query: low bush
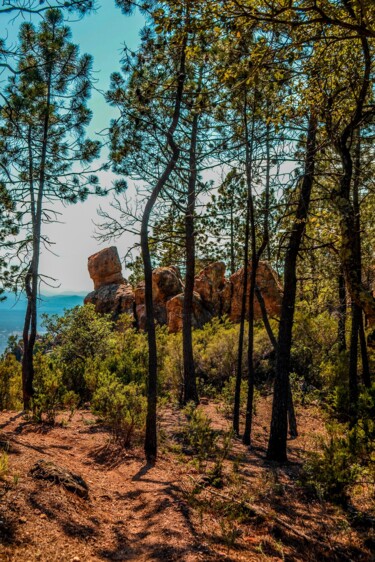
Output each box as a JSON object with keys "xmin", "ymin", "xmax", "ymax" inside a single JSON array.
[
  {"xmin": 32, "ymin": 353, "xmax": 78, "ymax": 424},
  {"xmin": 0, "ymin": 354, "xmax": 22, "ymax": 411},
  {"xmin": 91, "ymin": 373, "xmax": 146, "ymax": 446},
  {"xmin": 183, "ymin": 402, "xmax": 218, "ymax": 470}
]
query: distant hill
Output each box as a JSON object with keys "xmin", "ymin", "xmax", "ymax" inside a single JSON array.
[{"xmin": 0, "ymin": 293, "xmax": 85, "ymax": 355}]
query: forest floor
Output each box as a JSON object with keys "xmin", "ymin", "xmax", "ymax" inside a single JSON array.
[{"xmin": 0, "ymin": 396, "xmax": 373, "ymax": 562}]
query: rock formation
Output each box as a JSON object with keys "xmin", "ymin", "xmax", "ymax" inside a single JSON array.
[
  {"xmin": 84, "ymin": 247, "xmax": 134, "ymax": 318},
  {"xmin": 134, "ymin": 266, "xmax": 183, "ymax": 329},
  {"xmin": 88, "ymin": 246, "xmax": 125, "ymax": 290},
  {"xmin": 84, "ymin": 246, "xmax": 283, "ymax": 331},
  {"xmin": 229, "ymin": 261, "xmax": 282, "ymax": 323},
  {"xmin": 166, "ymin": 292, "xmax": 213, "ymax": 333}
]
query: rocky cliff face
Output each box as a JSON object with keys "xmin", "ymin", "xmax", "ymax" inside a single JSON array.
[{"xmin": 84, "ymin": 247, "xmax": 283, "ymax": 331}]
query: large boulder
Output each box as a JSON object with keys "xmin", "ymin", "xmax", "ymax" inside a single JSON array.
[
  {"xmin": 88, "ymin": 247, "xmax": 125, "ymax": 290},
  {"xmin": 85, "ymin": 247, "xmax": 134, "ymax": 320},
  {"xmin": 229, "ymin": 261, "xmax": 282, "ymax": 323},
  {"xmin": 152, "ymin": 266, "xmax": 184, "ymax": 325},
  {"xmin": 194, "ymin": 262, "xmax": 226, "ymax": 315},
  {"xmin": 166, "ymin": 292, "xmax": 213, "ymax": 333},
  {"xmin": 134, "ymin": 282, "xmax": 146, "ymax": 330},
  {"xmin": 133, "ymin": 267, "xmax": 184, "ymax": 329},
  {"xmin": 84, "ymin": 283, "xmax": 134, "ymax": 318}
]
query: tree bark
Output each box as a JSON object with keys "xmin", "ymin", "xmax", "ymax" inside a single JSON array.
[
  {"xmin": 337, "ymin": 271, "xmax": 347, "ymax": 352},
  {"xmin": 182, "ymin": 110, "xmax": 199, "ymax": 405},
  {"xmin": 142, "ymin": 33, "xmax": 187, "ymax": 464},
  {"xmin": 233, "ymin": 93, "xmax": 254, "ymax": 436},
  {"xmin": 267, "ymin": 113, "xmax": 317, "ymax": 462},
  {"xmin": 22, "ymin": 64, "xmax": 52, "ymax": 410}
]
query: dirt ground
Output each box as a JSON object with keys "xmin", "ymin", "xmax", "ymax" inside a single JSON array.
[{"xmin": 0, "ymin": 397, "xmax": 373, "ymax": 562}]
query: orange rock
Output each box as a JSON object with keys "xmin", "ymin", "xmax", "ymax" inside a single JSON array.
[
  {"xmin": 134, "ymin": 267, "xmax": 184, "ymax": 328},
  {"xmin": 229, "ymin": 261, "xmax": 282, "ymax": 323},
  {"xmin": 194, "ymin": 262, "xmax": 226, "ymax": 315},
  {"xmin": 166, "ymin": 292, "xmax": 212, "ymax": 333},
  {"xmin": 87, "ymin": 247, "xmax": 124, "ymax": 290},
  {"xmin": 84, "ymin": 283, "xmax": 134, "ymax": 319},
  {"xmin": 84, "ymin": 248, "xmax": 283, "ymax": 330}
]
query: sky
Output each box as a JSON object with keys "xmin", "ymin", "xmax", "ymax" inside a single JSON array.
[{"xmin": 1, "ymin": 3, "xmax": 145, "ymax": 293}]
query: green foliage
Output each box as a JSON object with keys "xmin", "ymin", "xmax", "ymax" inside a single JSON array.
[
  {"xmin": 0, "ymin": 452, "xmax": 8, "ymax": 481},
  {"xmin": 91, "ymin": 373, "xmax": 146, "ymax": 447},
  {"xmin": 302, "ymin": 429, "xmax": 360, "ymax": 505},
  {"xmin": 0, "ymin": 354, "xmax": 22, "ymax": 411},
  {"xmin": 183, "ymin": 402, "xmax": 218, "ymax": 470},
  {"xmin": 194, "ymin": 318, "xmax": 239, "ymax": 389},
  {"xmin": 42, "ymin": 304, "xmax": 114, "ymax": 401},
  {"xmin": 32, "ymin": 353, "xmax": 78, "ymax": 424}
]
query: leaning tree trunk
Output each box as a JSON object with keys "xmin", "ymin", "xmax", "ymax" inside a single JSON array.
[
  {"xmin": 142, "ymin": 36, "xmax": 187, "ymax": 464},
  {"xmin": 255, "ymin": 286, "xmax": 298, "ymax": 438},
  {"xmin": 267, "ymin": 113, "xmax": 317, "ymax": 462}
]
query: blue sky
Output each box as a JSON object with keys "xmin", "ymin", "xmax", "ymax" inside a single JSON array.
[{"xmin": 2, "ymin": 3, "xmax": 145, "ymax": 293}]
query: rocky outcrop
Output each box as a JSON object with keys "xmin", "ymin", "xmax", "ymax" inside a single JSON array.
[
  {"xmin": 84, "ymin": 247, "xmax": 283, "ymax": 331},
  {"xmin": 194, "ymin": 262, "xmax": 226, "ymax": 315},
  {"xmin": 84, "ymin": 247, "xmax": 134, "ymax": 319},
  {"xmin": 229, "ymin": 261, "xmax": 283, "ymax": 323},
  {"xmin": 133, "ymin": 266, "xmax": 184, "ymax": 330},
  {"xmin": 166, "ymin": 292, "xmax": 213, "ymax": 333},
  {"xmin": 85, "ymin": 283, "xmax": 135, "ymax": 317}
]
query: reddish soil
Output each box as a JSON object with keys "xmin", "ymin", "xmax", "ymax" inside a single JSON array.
[{"xmin": 0, "ymin": 398, "xmax": 373, "ymax": 562}]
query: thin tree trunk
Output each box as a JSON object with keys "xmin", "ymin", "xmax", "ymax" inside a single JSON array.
[
  {"xmin": 242, "ymin": 97, "xmax": 259, "ymax": 446},
  {"xmin": 243, "ymin": 112, "xmax": 272, "ymax": 445},
  {"xmin": 142, "ymin": 33, "xmax": 187, "ymax": 464},
  {"xmin": 267, "ymin": 113, "xmax": 317, "ymax": 462},
  {"xmin": 352, "ymin": 130, "xmax": 370, "ymax": 389},
  {"xmin": 233, "ymin": 93, "xmax": 254, "ymax": 436},
  {"xmin": 182, "ymin": 110, "xmax": 199, "ymax": 405},
  {"xmin": 255, "ymin": 286, "xmax": 298, "ymax": 438},
  {"xmin": 349, "ymin": 301, "xmax": 360, "ymax": 425},
  {"xmin": 359, "ymin": 313, "xmax": 371, "ymax": 387},
  {"xmin": 338, "ymin": 271, "xmax": 347, "ymax": 352},
  {"xmin": 22, "ymin": 64, "xmax": 52, "ymax": 410}
]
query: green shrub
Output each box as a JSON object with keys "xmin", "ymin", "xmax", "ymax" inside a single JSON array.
[
  {"xmin": 183, "ymin": 402, "xmax": 218, "ymax": 469},
  {"xmin": 301, "ymin": 428, "xmax": 360, "ymax": 505},
  {"xmin": 91, "ymin": 373, "xmax": 146, "ymax": 446},
  {"xmin": 159, "ymin": 332, "xmax": 184, "ymax": 401},
  {"xmin": 0, "ymin": 354, "xmax": 22, "ymax": 410},
  {"xmin": 32, "ymin": 354, "xmax": 68, "ymax": 424},
  {"xmin": 42, "ymin": 304, "xmax": 114, "ymax": 401}
]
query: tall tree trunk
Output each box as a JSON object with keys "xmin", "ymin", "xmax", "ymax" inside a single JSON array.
[
  {"xmin": 338, "ymin": 270, "xmax": 347, "ymax": 352},
  {"xmin": 255, "ymin": 286, "xmax": 298, "ymax": 438},
  {"xmin": 233, "ymin": 93, "xmax": 255, "ymax": 436},
  {"xmin": 349, "ymin": 301, "xmax": 360, "ymax": 425},
  {"xmin": 359, "ymin": 313, "xmax": 371, "ymax": 387},
  {"xmin": 243, "ymin": 114, "xmax": 272, "ymax": 445},
  {"xmin": 267, "ymin": 113, "xmax": 317, "ymax": 462},
  {"xmin": 182, "ymin": 111, "xmax": 199, "ymax": 405},
  {"xmin": 22, "ymin": 66, "xmax": 52, "ymax": 410},
  {"xmin": 142, "ymin": 34, "xmax": 187, "ymax": 464},
  {"xmin": 331, "ymin": 34, "xmax": 375, "ymax": 325},
  {"xmin": 352, "ymin": 130, "xmax": 370, "ymax": 389}
]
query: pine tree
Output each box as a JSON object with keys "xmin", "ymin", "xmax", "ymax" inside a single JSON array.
[{"xmin": 0, "ymin": 9, "xmax": 102, "ymax": 409}]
